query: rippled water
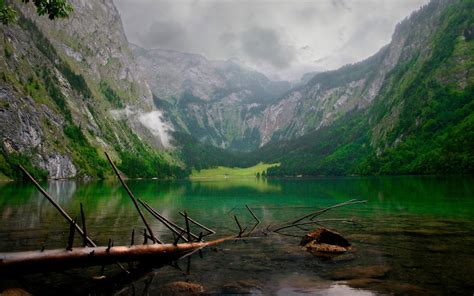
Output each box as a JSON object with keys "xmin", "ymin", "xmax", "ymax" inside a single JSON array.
[{"xmin": 0, "ymin": 176, "xmax": 473, "ymax": 295}]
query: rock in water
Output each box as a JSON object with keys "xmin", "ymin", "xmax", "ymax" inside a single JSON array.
[
  {"xmin": 300, "ymin": 227, "xmax": 350, "ymax": 257},
  {"xmin": 160, "ymin": 281, "xmax": 204, "ymax": 295},
  {"xmin": 300, "ymin": 227, "xmax": 350, "ymax": 247}
]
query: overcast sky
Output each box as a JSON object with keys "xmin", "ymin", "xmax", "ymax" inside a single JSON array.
[{"xmin": 114, "ymin": 0, "xmax": 429, "ymax": 80}]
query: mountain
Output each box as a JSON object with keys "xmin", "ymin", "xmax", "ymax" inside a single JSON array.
[
  {"xmin": 0, "ymin": 0, "xmax": 181, "ymax": 179},
  {"xmin": 132, "ymin": 45, "xmax": 292, "ymax": 151},
  {"xmin": 0, "ymin": 0, "xmax": 471, "ymax": 179},
  {"xmin": 255, "ymin": 0, "xmax": 473, "ymax": 175},
  {"xmin": 166, "ymin": 0, "xmax": 473, "ymax": 176},
  {"xmin": 133, "ymin": 0, "xmax": 459, "ymax": 151}
]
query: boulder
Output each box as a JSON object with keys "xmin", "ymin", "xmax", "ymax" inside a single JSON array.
[
  {"xmin": 160, "ymin": 281, "xmax": 204, "ymax": 295},
  {"xmin": 300, "ymin": 227, "xmax": 350, "ymax": 247},
  {"xmin": 300, "ymin": 227, "xmax": 350, "ymax": 257}
]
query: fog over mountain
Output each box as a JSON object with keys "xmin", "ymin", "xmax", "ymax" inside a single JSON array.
[{"xmin": 114, "ymin": 0, "xmax": 428, "ymax": 80}]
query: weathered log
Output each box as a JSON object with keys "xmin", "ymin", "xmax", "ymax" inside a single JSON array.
[{"xmin": 0, "ymin": 237, "xmax": 233, "ymax": 274}]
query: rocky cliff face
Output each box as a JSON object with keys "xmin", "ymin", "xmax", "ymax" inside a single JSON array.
[
  {"xmin": 132, "ymin": 46, "xmax": 291, "ymax": 150},
  {"xmin": 0, "ymin": 0, "xmax": 175, "ymax": 179},
  {"xmin": 21, "ymin": 1, "xmax": 151, "ymax": 105}
]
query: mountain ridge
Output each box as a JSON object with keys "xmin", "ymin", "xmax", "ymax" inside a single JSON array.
[
  {"xmin": 169, "ymin": 0, "xmax": 473, "ymax": 176},
  {"xmin": 0, "ymin": 0, "xmax": 471, "ymax": 179}
]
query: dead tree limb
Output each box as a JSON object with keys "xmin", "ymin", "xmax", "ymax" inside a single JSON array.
[
  {"xmin": 20, "ymin": 166, "xmax": 129, "ymax": 273},
  {"xmin": 245, "ymin": 205, "xmax": 260, "ymax": 224},
  {"xmin": 309, "ymin": 200, "xmax": 366, "ymax": 221},
  {"xmin": 138, "ymin": 200, "xmax": 199, "ymax": 239},
  {"xmin": 233, "ymin": 215, "xmax": 244, "ymax": 237},
  {"xmin": 272, "ymin": 219, "xmax": 356, "ymax": 233},
  {"xmin": 19, "ymin": 165, "xmax": 96, "ymax": 247},
  {"xmin": 184, "ymin": 211, "xmax": 191, "ymax": 242},
  {"xmin": 138, "ymin": 199, "xmax": 189, "ymax": 242},
  {"xmin": 66, "ymin": 218, "xmax": 76, "ymax": 251},
  {"xmin": 104, "ymin": 152, "xmax": 161, "ymax": 244},
  {"xmin": 289, "ymin": 199, "xmax": 365, "ymax": 225},
  {"xmin": 138, "ymin": 200, "xmax": 198, "ymax": 241},
  {"xmin": 178, "ymin": 211, "xmax": 215, "ymax": 236},
  {"xmin": 80, "ymin": 203, "xmax": 88, "ymax": 247}
]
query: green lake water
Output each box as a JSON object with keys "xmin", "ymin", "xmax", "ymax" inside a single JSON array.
[{"xmin": 0, "ymin": 176, "xmax": 473, "ymax": 295}]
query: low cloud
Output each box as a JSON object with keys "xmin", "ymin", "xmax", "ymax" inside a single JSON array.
[
  {"xmin": 115, "ymin": 0, "xmax": 429, "ymax": 80},
  {"xmin": 240, "ymin": 27, "xmax": 296, "ymax": 69},
  {"xmin": 139, "ymin": 21, "xmax": 188, "ymax": 49}
]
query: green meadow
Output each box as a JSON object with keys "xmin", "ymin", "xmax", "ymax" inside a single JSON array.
[{"xmin": 190, "ymin": 162, "xmax": 279, "ymax": 178}]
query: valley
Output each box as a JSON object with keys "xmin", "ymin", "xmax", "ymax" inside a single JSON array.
[{"xmin": 0, "ymin": 0, "xmax": 472, "ymax": 180}]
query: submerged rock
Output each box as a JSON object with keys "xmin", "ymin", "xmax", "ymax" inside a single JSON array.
[
  {"xmin": 301, "ymin": 227, "xmax": 350, "ymax": 257},
  {"xmin": 300, "ymin": 228, "xmax": 350, "ymax": 247},
  {"xmin": 160, "ymin": 281, "xmax": 204, "ymax": 295},
  {"xmin": 305, "ymin": 242, "xmax": 348, "ymax": 255}
]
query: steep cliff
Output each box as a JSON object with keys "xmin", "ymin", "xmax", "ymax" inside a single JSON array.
[{"xmin": 0, "ymin": 0, "xmax": 179, "ymax": 179}]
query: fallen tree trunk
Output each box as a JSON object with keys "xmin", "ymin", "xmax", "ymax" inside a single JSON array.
[{"xmin": 0, "ymin": 236, "xmax": 232, "ymax": 274}]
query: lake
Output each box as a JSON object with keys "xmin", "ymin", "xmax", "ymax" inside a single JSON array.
[{"xmin": 0, "ymin": 176, "xmax": 473, "ymax": 295}]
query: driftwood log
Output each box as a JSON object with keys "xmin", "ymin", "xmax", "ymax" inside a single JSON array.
[{"xmin": 0, "ymin": 236, "xmax": 232, "ymax": 274}]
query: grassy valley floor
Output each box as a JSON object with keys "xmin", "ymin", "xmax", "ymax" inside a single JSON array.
[{"xmin": 190, "ymin": 162, "xmax": 279, "ymax": 179}]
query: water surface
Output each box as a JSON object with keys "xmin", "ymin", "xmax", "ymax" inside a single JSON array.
[{"xmin": 0, "ymin": 176, "xmax": 473, "ymax": 295}]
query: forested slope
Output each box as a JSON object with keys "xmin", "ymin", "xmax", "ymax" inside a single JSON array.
[{"xmin": 259, "ymin": 0, "xmax": 474, "ymax": 176}]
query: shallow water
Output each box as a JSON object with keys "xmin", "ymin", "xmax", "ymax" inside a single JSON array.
[{"xmin": 0, "ymin": 176, "xmax": 473, "ymax": 295}]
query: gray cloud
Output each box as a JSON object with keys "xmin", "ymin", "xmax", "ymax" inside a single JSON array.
[
  {"xmin": 331, "ymin": 0, "xmax": 351, "ymax": 11},
  {"xmin": 114, "ymin": 0, "xmax": 429, "ymax": 80},
  {"xmin": 240, "ymin": 27, "xmax": 296, "ymax": 69},
  {"xmin": 139, "ymin": 21, "xmax": 188, "ymax": 49}
]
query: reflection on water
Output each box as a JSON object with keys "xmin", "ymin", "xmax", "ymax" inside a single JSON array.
[
  {"xmin": 191, "ymin": 178, "xmax": 282, "ymax": 193},
  {"xmin": 0, "ymin": 176, "xmax": 473, "ymax": 295}
]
